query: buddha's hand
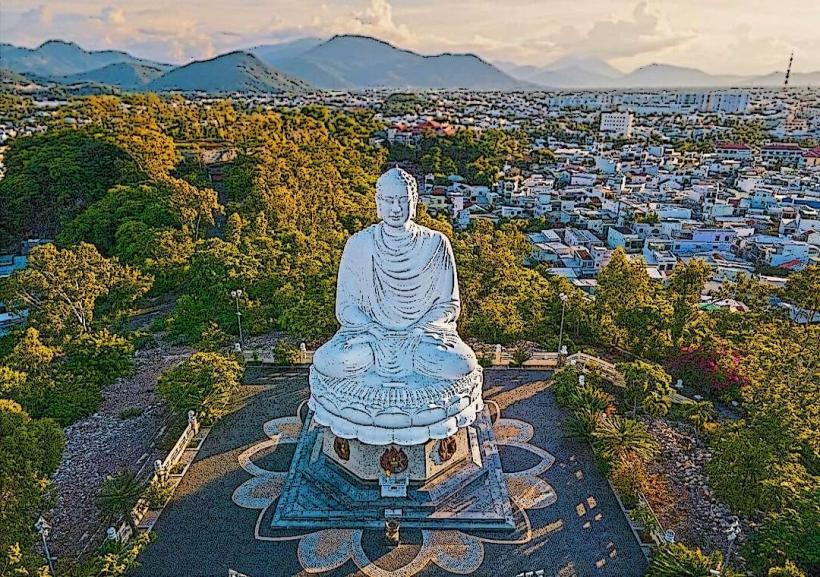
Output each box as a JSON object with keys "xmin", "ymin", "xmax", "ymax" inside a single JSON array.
[
  {"xmin": 344, "ymin": 323, "xmax": 387, "ymax": 347},
  {"xmin": 419, "ymin": 326, "xmax": 460, "ymax": 348}
]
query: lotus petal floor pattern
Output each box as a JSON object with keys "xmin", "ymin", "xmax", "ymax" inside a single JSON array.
[{"xmin": 133, "ymin": 369, "xmax": 647, "ymax": 577}]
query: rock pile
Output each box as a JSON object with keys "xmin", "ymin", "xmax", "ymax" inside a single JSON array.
[
  {"xmin": 645, "ymin": 419, "xmax": 747, "ymax": 553},
  {"xmin": 48, "ymin": 341, "xmax": 192, "ymax": 559}
]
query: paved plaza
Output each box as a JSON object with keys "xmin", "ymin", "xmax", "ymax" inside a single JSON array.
[{"xmin": 134, "ymin": 369, "xmax": 647, "ymax": 577}]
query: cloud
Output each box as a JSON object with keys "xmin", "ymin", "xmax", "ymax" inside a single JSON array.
[
  {"xmin": 100, "ymin": 6, "xmax": 125, "ymax": 26},
  {"xmin": 328, "ymin": 0, "xmax": 416, "ymax": 45},
  {"xmin": 0, "ymin": 0, "xmax": 817, "ymax": 72},
  {"xmin": 548, "ymin": 1, "xmax": 691, "ymax": 60}
]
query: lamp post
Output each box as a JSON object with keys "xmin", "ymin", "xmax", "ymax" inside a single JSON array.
[
  {"xmin": 558, "ymin": 292, "xmax": 568, "ymax": 356},
  {"xmin": 721, "ymin": 518, "xmax": 741, "ymax": 576},
  {"xmin": 35, "ymin": 516, "xmax": 55, "ymax": 577},
  {"xmin": 230, "ymin": 289, "xmax": 244, "ymax": 351}
]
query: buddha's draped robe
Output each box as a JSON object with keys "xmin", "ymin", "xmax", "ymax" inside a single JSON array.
[{"xmin": 313, "ymin": 222, "xmax": 477, "ymax": 380}]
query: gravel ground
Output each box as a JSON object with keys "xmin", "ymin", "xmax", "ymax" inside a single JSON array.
[
  {"xmin": 134, "ymin": 368, "xmax": 646, "ymax": 577},
  {"xmin": 48, "ymin": 339, "xmax": 192, "ymax": 559},
  {"xmin": 644, "ymin": 418, "xmax": 748, "ymax": 553}
]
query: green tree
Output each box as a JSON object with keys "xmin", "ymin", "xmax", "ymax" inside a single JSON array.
[
  {"xmin": 96, "ymin": 472, "xmax": 144, "ymax": 534},
  {"xmin": 157, "ymin": 352, "xmax": 242, "ymax": 423},
  {"xmin": 667, "ymin": 259, "xmax": 711, "ymax": 347},
  {"xmin": 0, "ymin": 129, "xmax": 140, "ymax": 246},
  {"xmin": 705, "ymin": 418, "xmax": 809, "ymax": 516},
  {"xmin": 780, "ymin": 265, "xmax": 820, "ymax": 326},
  {"xmin": 743, "ymin": 486, "xmax": 819, "ymax": 575},
  {"xmin": 0, "ymin": 400, "xmax": 64, "ymax": 557},
  {"xmin": 618, "ymin": 360, "xmax": 674, "ymax": 417},
  {"xmin": 1, "ymin": 243, "xmax": 151, "ymax": 338},
  {"xmin": 58, "ymin": 184, "xmax": 176, "ymax": 255},
  {"xmin": 596, "ymin": 248, "xmax": 670, "ymax": 357},
  {"xmin": 163, "ymin": 176, "xmax": 221, "ymax": 241},
  {"xmin": 452, "ymin": 220, "xmax": 557, "ymax": 344}
]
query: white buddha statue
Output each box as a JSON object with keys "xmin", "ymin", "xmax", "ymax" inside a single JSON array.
[{"xmin": 312, "ymin": 167, "xmax": 478, "ymax": 381}]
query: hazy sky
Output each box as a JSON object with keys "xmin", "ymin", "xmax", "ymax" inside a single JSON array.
[{"xmin": 2, "ymin": 0, "xmax": 819, "ymax": 74}]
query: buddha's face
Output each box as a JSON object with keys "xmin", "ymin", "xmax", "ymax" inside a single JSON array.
[{"xmin": 377, "ymin": 187, "xmax": 414, "ymax": 228}]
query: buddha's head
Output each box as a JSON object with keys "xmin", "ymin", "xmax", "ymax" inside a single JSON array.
[{"xmin": 376, "ymin": 167, "xmax": 418, "ymax": 228}]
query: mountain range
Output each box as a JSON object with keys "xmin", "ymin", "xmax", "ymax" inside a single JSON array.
[
  {"xmin": 496, "ymin": 57, "xmax": 820, "ymax": 89},
  {"xmin": 255, "ymin": 35, "xmax": 527, "ymax": 90},
  {"xmin": 2, "ymin": 37, "xmax": 819, "ymax": 93}
]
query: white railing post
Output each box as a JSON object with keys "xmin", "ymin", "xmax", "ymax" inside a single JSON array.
[
  {"xmin": 154, "ymin": 459, "xmax": 167, "ymax": 483},
  {"xmin": 188, "ymin": 410, "xmax": 199, "ymax": 435}
]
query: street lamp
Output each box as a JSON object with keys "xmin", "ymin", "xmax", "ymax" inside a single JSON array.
[
  {"xmin": 230, "ymin": 289, "xmax": 244, "ymax": 351},
  {"xmin": 558, "ymin": 292, "xmax": 568, "ymax": 356},
  {"xmin": 35, "ymin": 516, "xmax": 56, "ymax": 577},
  {"xmin": 721, "ymin": 518, "xmax": 741, "ymax": 576}
]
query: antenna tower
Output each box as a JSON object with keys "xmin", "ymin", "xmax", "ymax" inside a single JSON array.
[{"xmin": 784, "ymin": 51, "xmax": 794, "ymax": 89}]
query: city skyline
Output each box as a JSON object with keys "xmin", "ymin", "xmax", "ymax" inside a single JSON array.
[{"xmin": 2, "ymin": 0, "xmax": 819, "ymax": 75}]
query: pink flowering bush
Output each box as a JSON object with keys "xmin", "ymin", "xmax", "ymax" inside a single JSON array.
[{"xmin": 667, "ymin": 345, "xmax": 749, "ymax": 397}]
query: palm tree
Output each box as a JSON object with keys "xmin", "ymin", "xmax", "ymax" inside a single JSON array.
[
  {"xmin": 646, "ymin": 543, "xmax": 723, "ymax": 577},
  {"xmin": 570, "ymin": 383, "xmax": 612, "ymax": 414},
  {"xmin": 592, "ymin": 416, "xmax": 656, "ymax": 465},
  {"xmin": 565, "ymin": 408, "xmax": 604, "ymax": 441},
  {"xmin": 97, "ymin": 471, "xmax": 144, "ymax": 534}
]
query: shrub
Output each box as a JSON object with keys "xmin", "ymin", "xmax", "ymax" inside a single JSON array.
[
  {"xmin": 73, "ymin": 531, "xmax": 154, "ymax": 577},
  {"xmin": 669, "ymin": 400, "xmax": 715, "ymax": 432},
  {"xmin": 646, "ymin": 543, "xmax": 722, "ymax": 577},
  {"xmin": 143, "ymin": 479, "xmax": 174, "ymax": 510},
  {"xmin": 274, "ymin": 341, "xmax": 300, "ymax": 366},
  {"xmin": 565, "ymin": 407, "xmax": 603, "ymax": 441},
  {"xmin": 609, "ymin": 454, "xmax": 647, "ymax": 508},
  {"xmin": 510, "ymin": 348, "xmax": 531, "ymax": 367},
  {"xmin": 592, "ymin": 416, "xmax": 656, "ymax": 467},
  {"xmin": 198, "ymin": 322, "xmax": 229, "ymax": 352},
  {"xmin": 569, "ymin": 382, "xmax": 612, "ymax": 413},
  {"xmin": 629, "ymin": 500, "xmax": 660, "ymax": 535},
  {"xmin": 96, "ymin": 472, "xmax": 143, "ymax": 534},
  {"xmin": 477, "ymin": 354, "xmax": 493, "ymax": 368},
  {"xmin": 768, "ymin": 561, "xmax": 807, "ymax": 577},
  {"xmin": 667, "ymin": 345, "xmax": 748, "ymax": 397},
  {"xmin": 551, "ymin": 365, "xmax": 582, "ymax": 407}
]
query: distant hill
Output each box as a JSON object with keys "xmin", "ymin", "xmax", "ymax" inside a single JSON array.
[
  {"xmin": 499, "ymin": 56, "xmax": 623, "ymax": 88},
  {"xmin": 145, "ymin": 51, "xmax": 310, "ymax": 93},
  {"xmin": 251, "ymin": 37, "xmax": 324, "ymax": 67},
  {"xmin": 744, "ymin": 70, "xmax": 820, "ymax": 87},
  {"xmin": 0, "ymin": 67, "xmax": 34, "ymax": 85},
  {"xmin": 275, "ymin": 35, "xmax": 528, "ymax": 90},
  {"xmin": 60, "ymin": 62, "xmax": 166, "ymax": 89},
  {"xmin": 0, "ymin": 39, "xmax": 171, "ymax": 77},
  {"xmin": 498, "ymin": 56, "xmax": 820, "ymax": 88},
  {"xmin": 616, "ymin": 63, "xmax": 744, "ymax": 88}
]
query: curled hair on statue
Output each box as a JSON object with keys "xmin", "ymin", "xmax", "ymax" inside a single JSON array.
[{"xmin": 375, "ymin": 167, "xmax": 418, "ymax": 220}]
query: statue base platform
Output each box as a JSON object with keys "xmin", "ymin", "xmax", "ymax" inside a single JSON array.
[
  {"xmin": 271, "ymin": 408, "xmax": 514, "ymax": 531},
  {"xmin": 308, "ymin": 366, "xmax": 484, "ymax": 446}
]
